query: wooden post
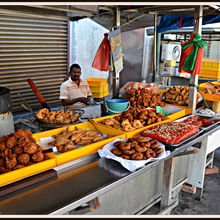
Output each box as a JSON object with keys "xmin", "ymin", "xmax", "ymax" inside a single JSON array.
[{"xmin": 188, "ymin": 6, "xmax": 203, "ymax": 114}]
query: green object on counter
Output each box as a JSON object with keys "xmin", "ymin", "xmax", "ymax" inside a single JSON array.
[{"xmin": 156, "ymin": 106, "xmax": 170, "ymax": 116}]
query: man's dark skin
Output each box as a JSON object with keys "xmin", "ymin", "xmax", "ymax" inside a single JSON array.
[{"xmin": 61, "ymin": 67, "xmax": 92, "ymax": 106}]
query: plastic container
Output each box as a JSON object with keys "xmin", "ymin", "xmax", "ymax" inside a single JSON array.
[
  {"xmin": 92, "ymin": 90, "xmax": 109, "ymax": 98},
  {"xmin": 0, "ymin": 87, "xmax": 15, "ymax": 136},
  {"xmin": 200, "ymin": 58, "xmax": 220, "ymax": 79},
  {"xmin": 106, "ymin": 99, "xmax": 130, "ymax": 115},
  {"xmin": 0, "ymin": 154, "xmax": 56, "ymax": 186},
  {"xmin": 33, "ymin": 122, "xmax": 126, "ymax": 166},
  {"xmin": 85, "ymin": 78, "xmax": 108, "ymax": 87},
  {"xmin": 89, "ymin": 84, "xmax": 108, "ymax": 93}
]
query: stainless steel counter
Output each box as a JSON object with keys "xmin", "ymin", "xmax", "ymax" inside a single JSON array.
[{"xmin": 0, "ymin": 124, "xmax": 219, "ymax": 215}]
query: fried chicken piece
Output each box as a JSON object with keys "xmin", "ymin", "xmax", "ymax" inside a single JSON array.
[
  {"xmin": 0, "ymin": 141, "xmax": 6, "ymax": 151},
  {"xmin": 18, "ymin": 153, "xmax": 30, "ymax": 165},
  {"xmin": 1, "ymin": 148, "xmax": 13, "ymax": 158},
  {"xmin": 0, "ymin": 136, "xmax": 7, "ymax": 142},
  {"xmin": 6, "ymin": 135, "xmax": 17, "ymax": 148},
  {"xmin": 56, "ymin": 135, "xmax": 70, "ymax": 146},
  {"xmin": 32, "ymin": 151, "xmax": 44, "ymax": 162},
  {"xmin": 13, "ymin": 146, "xmax": 23, "ymax": 155},
  {"xmin": 23, "ymin": 143, "xmax": 39, "ymax": 154},
  {"xmin": 83, "ymin": 130, "xmax": 99, "ymax": 136},
  {"xmin": 5, "ymin": 154, "xmax": 17, "ymax": 170}
]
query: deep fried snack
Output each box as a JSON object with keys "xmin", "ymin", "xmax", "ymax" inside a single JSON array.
[
  {"xmin": 155, "ymin": 148, "xmax": 163, "ymax": 155},
  {"xmin": 14, "ymin": 164, "xmax": 25, "ymax": 170},
  {"xmin": 118, "ymin": 142, "xmax": 131, "ymax": 150},
  {"xmin": 122, "ymin": 149, "xmax": 135, "ymax": 155},
  {"xmin": 145, "ymin": 150, "xmax": 156, "ymax": 159},
  {"xmin": 111, "ymin": 148, "xmax": 123, "ymax": 156},
  {"xmin": 150, "ymin": 140, "xmax": 160, "ymax": 149},
  {"xmin": 139, "ymin": 141, "xmax": 151, "ymax": 148},
  {"xmin": 131, "ymin": 152, "xmax": 144, "ymax": 160},
  {"xmin": 113, "ymin": 141, "xmax": 127, "ymax": 147},
  {"xmin": 134, "ymin": 145, "xmax": 148, "ymax": 153},
  {"xmin": 32, "ymin": 151, "xmax": 44, "ymax": 162},
  {"xmin": 18, "ymin": 153, "xmax": 30, "ymax": 165},
  {"xmin": 13, "ymin": 146, "xmax": 23, "ymax": 155},
  {"xmin": 0, "ymin": 141, "xmax": 6, "ymax": 151},
  {"xmin": 6, "ymin": 135, "xmax": 17, "ymax": 148},
  {"xmin": 121, "ymin": 154, "xmax": 130, "ymax": 160},
  {"xmin": 137, "ymin": 136, "xmax": 150, "ymax": 143},
  {"xmin": 23, "ymin": 143, "xmax": 39, "ymax": 154},
  {"xmin": 130, "ymin": 141, "xmax": 139, "ymax": 148},
  {"xmin": 5, "ymin": 155, "xmax": 17, "ymax": 170}
]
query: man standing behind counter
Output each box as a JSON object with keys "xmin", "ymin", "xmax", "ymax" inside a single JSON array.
[{"xmin": 60, "ymin": 63, "xmax": 93, "ymax": 109}]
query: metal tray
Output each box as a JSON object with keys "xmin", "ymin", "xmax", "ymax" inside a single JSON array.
[
  {"xmin": 36, "ymin": 109, "xmax": 84, "ymax": 125},
  {"xmin": 175, "ymin": 115, "xmax": 220, "ymax": 132}
]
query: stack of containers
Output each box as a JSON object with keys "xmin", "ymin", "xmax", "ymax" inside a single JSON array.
[
  {"xmin": 199, "ymin": 81, "xmax": 220, "ymax": 112},
  {"xmin": 200, "ymin": 58, "xmax": 220, "ymax": 79},
  {"xmin": 85, "ymin": 78, "xmax": 109, "ymax": 98}
]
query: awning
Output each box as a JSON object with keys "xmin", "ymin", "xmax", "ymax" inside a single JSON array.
[{"xmin": 157, "ymin": 14, "xmax": 220, "ymax": 33}]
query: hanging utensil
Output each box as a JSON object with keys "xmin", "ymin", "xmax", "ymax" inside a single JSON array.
[
  {"xmin": 88, "ymin": 118, "xmax": 104, "ymax": 136},
  {"xmin": 27, "ymin": 79, "xmax": 50, "ymax": 110}
]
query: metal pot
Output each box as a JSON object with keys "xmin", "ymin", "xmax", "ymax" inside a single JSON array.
[{"xmin": 0, "ymin": 87, "xmax": 15, "ymax": 136}]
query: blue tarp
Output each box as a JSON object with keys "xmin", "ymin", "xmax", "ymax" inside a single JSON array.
[{"xmin": 157, "ymin": 14, "xmax": 220, "ymax": 33}]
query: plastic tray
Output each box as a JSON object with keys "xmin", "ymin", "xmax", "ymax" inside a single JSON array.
[
  {"xmin": 33, "ymin": 121, "xmax": 126, "ymax": 166},
  {"xmin": 93, "ymin": 104, "xmax": 187, "ymax": 137},
  {"xmin": 0, "ymin": 153, "xmax": 56, "ymax": 187}
]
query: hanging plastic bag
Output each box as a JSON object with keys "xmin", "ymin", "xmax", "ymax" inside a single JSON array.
[{"xmin": 92, "ymin": 33, "xmax": 110, "ymax": 72}]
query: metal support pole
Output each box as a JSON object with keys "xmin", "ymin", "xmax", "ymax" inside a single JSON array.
[
  {"xmin": 112, "ymin": 6, "xmax": 120, "ymax": 98},
  {"xmin": 153, "ymin": 12, "xmax": 157, "ymax": 83},
  {"xmin": 188, "ymin": 6, "xmax": 203, "ymax": 114},
  {"xmin": 160, "ymin": 157, "xmax": 176, "ymax": 213}
]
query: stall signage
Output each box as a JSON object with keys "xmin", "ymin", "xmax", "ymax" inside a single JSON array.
[{"xmin": 109, "ymin": 28, "xmax": 123, "ymax": 75}]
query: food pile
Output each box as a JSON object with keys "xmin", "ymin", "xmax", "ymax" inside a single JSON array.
[
  {"xmin": 48, "ymin": 126, "xmax": 114, "ymax": 153},
  {"xmin": 141, "ymin": 121, "xmax": 200, "ymax": 145},
  {"xmin": 98, "ymin": 108, "xmax": 169, "ymax": 132},
  {"xmin": 128, "ymin": 87, "xmax": 166, "ymax": 110},
  {"xmin": 0, "ymin": 129, "xmax": 48, "ymax": 174},
  {"xmin": 200, "ymin": 87, "xmax": 220, "ymax": 95},
  {"xmin": 163, "ymin": 86, "xmax": 201, "ymax": 105},
  {"xmin": 36, "ymin": 108, "xmax": 80, "ymax": 124},
  {"xmin": 183, "ymin": 115, "xmax": 215, "ymax": 127},
  {"xmin": 111, "ymin": 136, "xmax": 163, "ymax": 160}
]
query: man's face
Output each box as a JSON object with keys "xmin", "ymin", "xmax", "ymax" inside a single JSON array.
[{"xmin": 70, "ymin": 67, "xmax": 81, "ymax": 81}]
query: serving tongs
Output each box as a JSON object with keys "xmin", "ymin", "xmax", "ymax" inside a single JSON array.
[{"xmin": 88, "ymin": 118, "xmax": 105, "ymax": 137}]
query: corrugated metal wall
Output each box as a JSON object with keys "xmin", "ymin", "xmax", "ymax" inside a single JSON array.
[{"xmin": 0, "ymin": 13, "xmax": 68, "ymax": 112}]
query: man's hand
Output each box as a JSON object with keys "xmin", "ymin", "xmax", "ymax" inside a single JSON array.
[{"xmin": 78, "ymin": 97, "xmax": 88, "ymax": 104}]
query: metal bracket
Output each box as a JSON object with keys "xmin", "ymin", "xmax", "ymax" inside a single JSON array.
[{"xmin": 174, "ymin": 149, "xmax": 198, "ymax": 158}]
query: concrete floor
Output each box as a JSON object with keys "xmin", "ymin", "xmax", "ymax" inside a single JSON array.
[{"xmin": 171, "ymin": 147, "xmax": 220, "ymax": 215}]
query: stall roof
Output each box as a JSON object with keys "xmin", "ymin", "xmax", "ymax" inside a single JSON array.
[{"xmin": 0, "ymin": 5, "xmax": 219, "ymax": 32}]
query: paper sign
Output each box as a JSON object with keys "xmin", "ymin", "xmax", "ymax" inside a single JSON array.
[{"xmin": 109, "ymin": 28, "xmax": 123, "ymax": 75}]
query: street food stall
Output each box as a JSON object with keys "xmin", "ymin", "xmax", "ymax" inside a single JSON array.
[{"xmin": 0, "ymin": 4, "xmax": 220, "ymax": 215}]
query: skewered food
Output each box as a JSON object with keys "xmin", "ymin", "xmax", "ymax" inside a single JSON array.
[
  {"xmin": 111, "ymin": 136, "xmax": 163, "ymax": 160},
  {"xmin": 0, "ymin": 129, "xmax": 49, "ymax": 174},
  {"xmin": 48, "ymin": 126, "xmax": 114, "ymax": 153},
  {"xmin": 141, "ymin": 121, "xmax": 200, "ymax": 145},
  {"xmin": 36, "ymin": 108, "xmax": 80, "ymax": 125},
  {"xmin": 98, "ymin": 108, "xmax": 169, "ymax": 132},
  {"xmin": 127, "ymin": 87, "xmax": 166, "ymax": 110}
]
